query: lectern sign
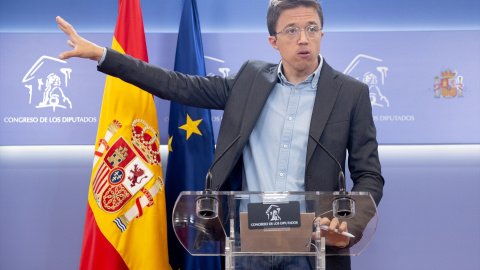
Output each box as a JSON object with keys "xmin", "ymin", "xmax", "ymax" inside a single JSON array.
[{"xmin": 247, "ymin": 201, "xmax": 301, "ymax": 229}]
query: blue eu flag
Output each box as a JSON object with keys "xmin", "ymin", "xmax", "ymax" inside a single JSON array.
[{"xmin": 165, "ymin": 0, "xmax": 221, "ymax": 269}]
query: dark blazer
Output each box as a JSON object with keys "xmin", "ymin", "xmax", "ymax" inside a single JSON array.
[
  {"xmin": 99, "ymin": 48, "xmax": 384, "ymax": 270},
  {"xmin": 99, "ymin": 47, "xmax": 384, "ymax": 205}
]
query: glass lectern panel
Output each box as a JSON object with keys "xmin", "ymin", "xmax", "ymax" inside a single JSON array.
[{"xmin": 172, "ymin": 191, "xmax": 377, "ymax": 258}]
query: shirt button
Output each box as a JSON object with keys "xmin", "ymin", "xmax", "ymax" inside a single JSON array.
[
  {"xmin": 288, "ymin": 117, "xmax": 293, "ymax": 121},
  {"xmin": 279, "ymin": 173, "xmax": 284, "ymax": 177},
  {"xmin": 283, "ymin": 144, "xmax": 288, "ymax": 148},
  {"xmin": 294, "ymin": 90, "xmax": 298, "ymax": 94}
]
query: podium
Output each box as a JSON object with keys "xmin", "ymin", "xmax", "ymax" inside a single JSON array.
[{"xmin": 172, "ymin": 191, "xmax": 377, "ymax": 269}]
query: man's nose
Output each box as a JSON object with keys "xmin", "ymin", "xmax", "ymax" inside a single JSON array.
[{"xmin": 298, "ymin": 29, "xmax": 309, "ymax": 44}]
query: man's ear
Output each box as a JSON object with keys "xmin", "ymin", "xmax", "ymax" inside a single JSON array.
[{"xmin": 268, "ymin": 36, "xmax": 279, "ymax": 50}]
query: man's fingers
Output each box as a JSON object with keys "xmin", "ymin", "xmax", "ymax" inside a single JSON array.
[
  {"xmin": 318, "ymin": 217, "xmax": 330, "ymax": 226},
  {"xmin": 329, "ymin": 218, "xmax": 340, "ymax": 232},
  {"xmin": 60, "ymin": 40, "xmax": 78, "ymax": 60},
  {"xmin": 59, "ymin": 50, "xmax": 75, "ymax": 60},
  {"xmin": 338, "ymin": 221, "xmax": 348, "ymax": 234},
  {"xmin": 313, "ymin": 217, "xmax": 349, "ymax": 247},
  {"xmin": 56, "ymin": 16, "xmax": 69, "ymax": 33},
  {"xmin": 56, "ymin": 16, "xmax": 104, "ymax": 62},
  {"xmin": 67, "ymin": 40, "xmax": 75, "ymax": 48},
  {"xmin": 56, "ymin": 16, "xmax": 70, "ymax": 31},
  {"xmin": 57, "ymin": 16, "xmax": 78, "ymax": 39}
]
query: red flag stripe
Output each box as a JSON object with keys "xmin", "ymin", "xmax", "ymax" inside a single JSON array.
[
  {"xmin": 114, "ymin": 0, "xmax": 148, "ymax": 62},
  {"xmin": 79, "ymin": 204, "xmax": 129, "ymax": 270}
]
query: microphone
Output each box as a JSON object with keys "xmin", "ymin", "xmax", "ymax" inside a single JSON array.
[
  {"xmin": 196, "ymin": 135, "xmax": 241, "ymax": 219},
  {"xmin": 205, "ymin": 135, "xmax": 241, "ymax": 191},
  {"xmin": 309, "ymin": 134, "xmax": 355, "ymax": 219}
]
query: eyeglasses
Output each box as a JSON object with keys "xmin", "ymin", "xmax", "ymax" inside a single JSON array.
[{"xmin": 275, "ymin": 25, "xmax": 322, "ymax": 41}]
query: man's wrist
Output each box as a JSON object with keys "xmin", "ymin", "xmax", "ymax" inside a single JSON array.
[{"xmin": 97, "ymin": 47, "xmax": 107, "ymax": 64}]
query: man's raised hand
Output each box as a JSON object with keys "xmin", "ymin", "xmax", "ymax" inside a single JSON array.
[{"xmin": 56, "ymin": 16, "xmax": 104, "ymax": 62}]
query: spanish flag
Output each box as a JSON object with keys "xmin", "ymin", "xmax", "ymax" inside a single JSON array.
[{"xmin": 79, "ymin": 0, "xmax": 170, "ymax": 269}]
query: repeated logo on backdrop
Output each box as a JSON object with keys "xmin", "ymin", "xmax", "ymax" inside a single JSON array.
[
  {"xmin": 342, "ymin": 54, "xmax": 417, "ymax": 123},
  {"xmin": 344, "ymin": 54, "xmax": 390, "ymax": 108},
  {"xmin": 2, "ymin": 54, "xmax": 97, "ymax": 129},
  {"xmin": 205, "ymin": 55, "xmax": 231, "ymax": 77},
  {"xmin": 22, "ymin": 56, "xmax": 73, "ymax": 112}
]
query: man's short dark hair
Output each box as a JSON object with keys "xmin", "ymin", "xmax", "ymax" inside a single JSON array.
[{"xmin": 267, "ymin": 0, "xmax": 324, "ymax": 36}]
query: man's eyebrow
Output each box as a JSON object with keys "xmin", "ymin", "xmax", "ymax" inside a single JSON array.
[
  {"xmin": 280, "ymin": 23, "xmax": 296, "ymax": 29},
  {"xmin": 281, "ymin": 22, "xmax": 320, "ymax": 29}
]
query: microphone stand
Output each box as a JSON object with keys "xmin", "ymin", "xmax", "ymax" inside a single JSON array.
[
  {"xmin": 309, "ymin": 135, "xmax": 355, "ymax": 219},
  {"xmin": 196, "ymin": 136, "xmax": 241, "ymax": 219}
]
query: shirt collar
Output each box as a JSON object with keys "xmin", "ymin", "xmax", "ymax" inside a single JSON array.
[{"xmin": 277, "ymin": 54, "xmax": 324, "ymax": 88}]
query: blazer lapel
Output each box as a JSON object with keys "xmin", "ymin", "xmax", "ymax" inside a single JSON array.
[
  {"xmin": 237, "ymin": 65, "xmax": 278, "ymax": 147},
  {"xmin": 306, "ymin": 61, "xmax": 342, "ymax": 165},
  {"xmin": 210, "ymin": 63, "xmax": 277, "ymax": 190}
]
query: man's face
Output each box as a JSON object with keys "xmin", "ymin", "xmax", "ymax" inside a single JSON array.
[{"xmin": 268, "ymin": 6, "xmax": 324, "ymax": 82}]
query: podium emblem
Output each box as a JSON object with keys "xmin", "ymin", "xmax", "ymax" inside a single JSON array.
[
  {"xmin": 248, "ymin": 202, "xmax": 301, "ymax": 229},
  {"xmin": 266, "ymin": 205, "xmax": 282, "ymax": 221}
]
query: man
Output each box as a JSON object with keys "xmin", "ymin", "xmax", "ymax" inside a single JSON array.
[{"xmin": 57, "ymin": 0, "xmax": 384, "ymax": 269}]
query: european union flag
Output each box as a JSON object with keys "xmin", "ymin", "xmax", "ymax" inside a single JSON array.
[{"xmin": 164, "ymin": 0, "xmax": 221, "ymax": 269}]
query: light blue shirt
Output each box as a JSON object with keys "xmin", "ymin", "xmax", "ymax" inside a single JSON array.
[{"xmin": 242, "ymin": 55, "xmax": 324, "ymax": 194}]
